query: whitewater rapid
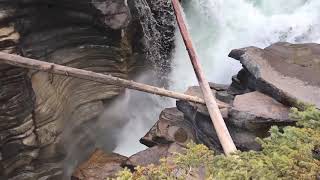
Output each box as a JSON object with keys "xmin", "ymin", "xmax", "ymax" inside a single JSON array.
[
  {"xmin": 170, "ymin": 0, "xmax": 320, "ymax": 91},
  {"xmin": 114, "ymin": 0, "xmax": 320, "ymax": 156}
]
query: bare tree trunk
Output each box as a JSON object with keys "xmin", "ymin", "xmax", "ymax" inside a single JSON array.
[
  {"xmin": 172, "ymin": 0, "xmax": 237, "ymax": 155},
  {"xmin": 0, "ymin": 52, "xmax": 229, "ymax": 108}
]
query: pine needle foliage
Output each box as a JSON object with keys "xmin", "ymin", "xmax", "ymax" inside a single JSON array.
[{"xmin": 114, "ymin": 106, "xmax": 320, "ymax": 179}]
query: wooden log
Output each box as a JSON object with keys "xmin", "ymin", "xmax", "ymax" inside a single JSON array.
[
  {"xmin": 0, "ymin": 52, "xmax": 228, "ymax": 108},
  {"xmin": 172, "ymin": 0, "xmax": 237, "ymax": 154}
]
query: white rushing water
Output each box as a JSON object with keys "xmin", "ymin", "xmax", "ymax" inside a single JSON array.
[
  {"xmin": 113, "ymin": 72, "xmax": 173, "ymax": 156},
  {"xmin": 170, "ymin": 0, "xmax": 320, "ymax": 91},
  {"xmin": 114, "ymin": 0, "xmax": 320, "ymax": 156}
]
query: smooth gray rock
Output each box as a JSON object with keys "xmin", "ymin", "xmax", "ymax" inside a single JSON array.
[
  {"xmin": 230, "ymin": 91, "xmax": 295, "ymax": 133},
  {"xmin": 229, "ymin": 42, "xmax": 320, "ymax": 109}
]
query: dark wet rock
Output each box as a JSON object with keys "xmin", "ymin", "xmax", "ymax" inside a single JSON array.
[
  {"xmin": 140, "ymin": 108, "xmax": 196, "ymax": 147},
  {"xmin": 229, "ymin": 42, "xmax": 320, "ymax": 109},
  {"xmin": 0, "ymin": 64, "xmax": 37, "ymax": 177},
  {"xmin": 123, "ymin": 143, "xmax": 184, "ymax": 169},
  {"xmin": 71, "ymin": 149, "xmax": 127, "ymax": 180},
  {"xmin": 216, "ymin": 91, "xmax": 234, "ymax": 104},
  {"xmin": 208, "ymin": 82, "xmax": 229, "ymax": 91},
  {"xmin": 229, "ymin": 91, "xmax": 295, "ymax": 133},
  {"xmin": 227, "ymin": 69, "xmax": 254, "ymax": 96},
  {"xmin": 130, "ymin": 0, "xmax": 175, "ymax": 75}
]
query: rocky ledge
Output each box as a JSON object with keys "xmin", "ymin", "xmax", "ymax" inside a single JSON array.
[{"xmin": 72, "ymin": 42, "xmax": 320, "ymax": 179}]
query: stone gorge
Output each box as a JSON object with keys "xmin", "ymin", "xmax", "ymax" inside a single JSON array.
[
  {"xmin": 0, "ymin": 0, "xmax": 175, "ymax": 179},
  {"xmin": 0, "ymin": 0, "xmax": 320, "ymax": 179}
]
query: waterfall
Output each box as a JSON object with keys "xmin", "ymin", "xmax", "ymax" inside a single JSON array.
[
  {"xmin": 170, "ymin": 0, "xmax": 320, "ymax": 91},
  {"xmin": 114, "ymin": 0, "xmax": 320, "ymax": 156}
]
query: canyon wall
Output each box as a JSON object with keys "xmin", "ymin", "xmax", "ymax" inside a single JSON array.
[{"xmin": 0, "ymin": 1, "xmax": 175, "ymax": 179}]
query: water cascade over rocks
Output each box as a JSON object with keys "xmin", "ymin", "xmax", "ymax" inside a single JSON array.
[
  {"xmin": 1, "ymin": 0, "xmax": 320, "ymax": 179},
  {"xmin": 72, "ymin": 0, "xmax": 320, "ymax": 178}
]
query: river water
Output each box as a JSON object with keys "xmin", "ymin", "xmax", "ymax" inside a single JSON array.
[{"xmin": 114, "ymin": 0, "xmax": 320, "ymax": 156}]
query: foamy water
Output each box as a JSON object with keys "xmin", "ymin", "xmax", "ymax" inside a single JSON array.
[{"xmin": 170, "ymin": 0, "xmax": 320, "ymax": 91}]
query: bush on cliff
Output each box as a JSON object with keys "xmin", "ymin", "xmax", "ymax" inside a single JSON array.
[{"xmin": 115, "ymin": 106, "xmax": 320, "ymax": 179}]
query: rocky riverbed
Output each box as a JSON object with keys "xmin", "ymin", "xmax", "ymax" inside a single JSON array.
[{"xmin": 71, "ymin": 42, "xmax": 320, "ymax": 179}]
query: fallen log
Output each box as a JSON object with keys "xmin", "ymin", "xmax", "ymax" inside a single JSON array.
[
  {"xmin": 172, "ymin": 0, "xmax": 237, "ymax": 154},
  {"xmin": 0, "ymin": 52, "xmax": 229, "ymax": 108}
]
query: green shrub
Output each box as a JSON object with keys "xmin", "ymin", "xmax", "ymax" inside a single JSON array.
[{"xmin": 114, "ymin": 106, "xmax": 320, "ymax": 179}]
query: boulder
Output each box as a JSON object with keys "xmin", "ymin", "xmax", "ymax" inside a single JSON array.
[
  {"xmin": 140, "ymin": 108, "xmax": 196, "ymax": 147},
  {"xmin": 174, "ymin": 90, "xmax": 294, "ymax": 152},
  {"xmin": 229, "ymin": 42, "xmax": 320, "ymax": 109},
  {"xmin": 123, "ymin": 143, "xmax": 185, "ymax": 169},
  {"xmin": 181, "ymin": 86, "xmax": 230, "ymax": 117},
  {"xmin": 72, "ymin": 149, "xmax": 127, "ymax": 180},
  {"xmin": 177, "ymin": 100, "xmax": 261, "ymax": 153},
  {"xmin": 229, "ymin": 91, "xmax": 295, "ymax": 134},
  {"xmin": 138, "ymin": 85, "xmax": 260, "ymax": 152}
]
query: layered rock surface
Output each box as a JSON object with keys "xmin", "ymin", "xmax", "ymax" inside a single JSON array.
[
  {"xmin": 0, "ymin": 0, "xmax": 175, "ymax": 179},
  {"xmin": 229, "ymin": 42, "xmax": 320, "ymax": 109},
  {"xmin": 0, "ymin": 65, "xmax": 37, "ymax": 177}
]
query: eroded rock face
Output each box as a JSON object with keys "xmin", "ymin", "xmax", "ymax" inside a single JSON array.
[
  {"xmin": 0, "ymin": 9, "xmax": 37, "ymax": 178},
  {"xmin": 71, "ymin": 149, "xmax": 127, "ymax": 180},
  {"xmin": 0, "ymin": 65, "xmax": 37, "ymax": 177},
  {"xmin": 229, "ymin": 42, "xmax": 320, "ymax": 109},
  {"xmin": 0, "ymin": 1, "xmax": 132, "ymax": 178},
  {"xmin": 0, "ymin": 0, "xmax": 176, "ymax": 179}
]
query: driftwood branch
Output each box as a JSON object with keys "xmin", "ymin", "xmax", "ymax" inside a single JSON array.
[
  {"xmin": 172, "ymin": 0, "xmax": 237, "ymax": 154},
  {"xmin": 0, "ymin": 52, "xmax": 229, "ymax": 108}
]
